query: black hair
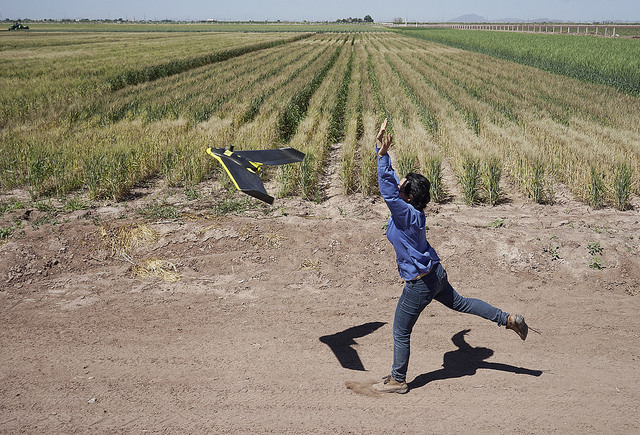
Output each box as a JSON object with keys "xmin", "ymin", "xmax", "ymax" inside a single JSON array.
[{"xmin": 404, "ymin": 172, "xmax": 431, "ymax": 210}]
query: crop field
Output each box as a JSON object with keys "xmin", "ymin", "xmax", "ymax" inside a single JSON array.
[
  {"xmin": 397, "ymin": 27, "xmax": 640, "ymax": 95},
  {"xmin": 2, "ymin": 26, "xmax": 640, "ymax": 433},
  {"xmin": 1, "ymin": 28, "xmax": 639, "ymax": 210}
]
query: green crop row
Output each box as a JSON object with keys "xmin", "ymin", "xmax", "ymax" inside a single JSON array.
[
  {"xmin": 328, "ymin": 47, "xmax": 354, "ymax": 143},
  {"xmin": 106, "ymin": 33, "xmax": 313, "ymax": 91},
  {"xmin": 277, "ymin": 42, "xmax": 344, "ymax": 143},
  {"xmin": 236, "ymin": 47, "xmax": 330, "ymax": 127},
  {"xmin": 397, "ymin": 28, "xmax": 640, "ymax": 96},
  {"xmin": 385, "ymin": 58, "xmax": 438, "ymax": 137}
]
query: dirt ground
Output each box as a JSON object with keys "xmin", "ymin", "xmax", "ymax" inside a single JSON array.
[{"xmin": 1, "ymin": 162, "xmax": 640, "ymax": 433}]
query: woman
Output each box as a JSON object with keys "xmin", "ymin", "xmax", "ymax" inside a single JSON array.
[{"xmin": 373, "ymin": 118, "xmax": 528, "ymax": 394}]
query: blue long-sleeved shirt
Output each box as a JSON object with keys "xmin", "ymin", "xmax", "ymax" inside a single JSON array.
[{"xmin": 376, "ymin": 145, "xmax": 440, "ymax": 280}]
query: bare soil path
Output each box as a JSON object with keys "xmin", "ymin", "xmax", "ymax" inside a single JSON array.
[{"xmin": 1, "ymin": 180, "xmax": 639, "ymax": 433}]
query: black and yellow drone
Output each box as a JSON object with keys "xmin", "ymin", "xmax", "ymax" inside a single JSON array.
[{"xmin": 207, "ymin": 145, "xmax": 305, "ymax": 204}]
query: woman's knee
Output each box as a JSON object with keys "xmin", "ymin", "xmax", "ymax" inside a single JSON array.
[
  {"xmin": 393, "ymin": 326, "xmax": 411, "ymax": 343},
  {"xmin": 451, "ymin": 288, "xmax": 478, "ymax": 311}
]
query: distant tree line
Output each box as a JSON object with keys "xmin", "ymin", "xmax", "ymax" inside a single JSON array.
[
  {"xmin": 3, "ymin": 17, "xmax": 378, "ymax": 24},
  {"xmin": 336, "ymin": 15, "xmax": 374, "ymax": 23}
]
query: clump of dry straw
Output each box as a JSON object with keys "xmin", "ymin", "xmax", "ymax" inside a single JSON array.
[{"xmin": 99, "ymin": 223, "xmax": 181, "ymax": 282}]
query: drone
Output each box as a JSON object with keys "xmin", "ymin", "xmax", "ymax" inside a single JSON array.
[{"xmin": 206, "ymin": 145, "xmax": 305, "ymax": 204}]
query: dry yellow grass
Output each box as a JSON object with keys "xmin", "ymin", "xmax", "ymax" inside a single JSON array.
[
  {"xmin": 131, "ymin": 258, "xmax": 181, "ymax": 283},
  {"xmin": 99, "ymin": 223, "xmax": 160, "ymax": 258}
]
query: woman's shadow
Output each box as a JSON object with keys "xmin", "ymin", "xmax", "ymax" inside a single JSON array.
[{"xmin": 408, "ymin": 329, "xmax": 542, "ymax": 390}]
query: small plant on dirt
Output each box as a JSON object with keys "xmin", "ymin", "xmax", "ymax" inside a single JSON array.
[
  {"xmin": 587, "ymin": 242, "xmax": 605, "ymax": 269},
  {"xmin": 487, "ymin": 219, "xmax": 504, "ymax": 229},
  {"xmin": 138, "ymin": 200, "xmax": 180, "ymax": 221},
  {"xmin": 0, "ymin": 225, "xmax": 13, "ymax": 240},
  {"xmin": 184, "ymin": 188, "xmax": 200, "ymax": 201},
  {"xmin": 589, "ymin": 256, "xmax": 605, "ymax": 270},
  {"xmin": 213, "ymin": 196, "xmax": 257, "ymax": 215},
  {"xmin": 587, "ymin": 242, "xmax": 603, "ymax": 256},
  {"xmin": 34, "ymin": 200, "xmax": 57, "ymax": 213},
  {"xmin": 29, "ymin": 200, "xmax": 60, "ymax": 228},
  {"xmin": 64, "ymin": 196, "xmax": 90, "ymax": 211},
  {"xmin": 543, "ymin": 244, "xmax": 561, "ymax": 261},
  {"xmin": 300, "ymin": 258, "xmax": 322, "ymax": 270},
  {"xmin": 0, "ymin": 220, "xmax": 24, "ymax": 245},
  {"xmin": 0, "ymin": 200, "xmax": 27, "ymax": 215}
]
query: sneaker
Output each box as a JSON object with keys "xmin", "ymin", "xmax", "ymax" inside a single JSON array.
[
  {"xmin": 373, "ymin": 375, "xmax": 409, "ymax": 394},
  {"xmin": 506, "ymin": 314, "xmax": 528, "ymax": 341}
]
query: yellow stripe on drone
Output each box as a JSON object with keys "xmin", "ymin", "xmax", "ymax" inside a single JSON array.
[
  {"xmin": 249, "ymin": 161, "xmax": 263, "ymax": 172},
  {"xmin": 207, "ymin": 147, "xmax": 263, "ymax": 191},
  {"xmin": 207, "ymin": 148, "xmax": 238, "ymax": 190}
]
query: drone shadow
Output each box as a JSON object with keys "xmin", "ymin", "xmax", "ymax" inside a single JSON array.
[
  {"xmin": 408, "ymin": 329, "xmax": 543, "ymax": 390},
  {"xmin": 320, "ymin": 321, "xmax": 387, "ymax": 371}
]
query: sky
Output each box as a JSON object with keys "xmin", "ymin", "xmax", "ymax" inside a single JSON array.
[{"xmin": 2, "ymin": 0, "xmax": 639, "ymax": 23}]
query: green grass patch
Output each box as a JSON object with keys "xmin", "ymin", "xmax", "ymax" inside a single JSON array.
[
  {"xmin": 397, "ymin": 28, "xmax": 640, "ymax": 96},
  {"xmin": 278, "ymin": 44, "xmax": 343, "ymax": 142},
  {"xmin": 138, "ymin": 200, "xmax": 180, "ymax": 220}
]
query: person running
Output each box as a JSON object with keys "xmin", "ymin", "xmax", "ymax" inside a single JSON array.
[{"xmin": 372, "ymin": 118, "xmax": 529, "ymax": 394}]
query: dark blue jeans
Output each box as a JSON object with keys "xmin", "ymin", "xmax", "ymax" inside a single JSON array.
[{"xmin": 391, "ymin": 263, "xmax": 509, "ymax": 382}]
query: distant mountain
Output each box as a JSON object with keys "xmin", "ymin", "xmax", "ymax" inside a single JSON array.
[
  {"xmin": 449, "ymin": 14, "xmax": 487, "ymax": 23},
  {"xmin": 497, "ymin": 18, "xmax": 563, "ymax": 23},
  {"xmin": 494, "ymin": 18, "xmax": 524, "ymax": 23},
  {"xmin": 449, "ymin": 15, "xmax": 573, "ymax": 24}
]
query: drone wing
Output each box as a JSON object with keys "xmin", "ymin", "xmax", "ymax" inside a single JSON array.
[
  {"xmin": 233, "ymin": 148, "xmax": 305, "ymax": 166},
  {"xmin": 207, "ymin": 148, "xmax": 274, "ymax": 204}
]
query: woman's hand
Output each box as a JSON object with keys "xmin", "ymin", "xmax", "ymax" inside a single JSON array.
[
  {"xmin": 376, "ymin": 118, "xmax": 388, "ymax": 142},
  {"xmin": 376, "ymin": 118, "xmax": 392, "ymax": 156}
]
